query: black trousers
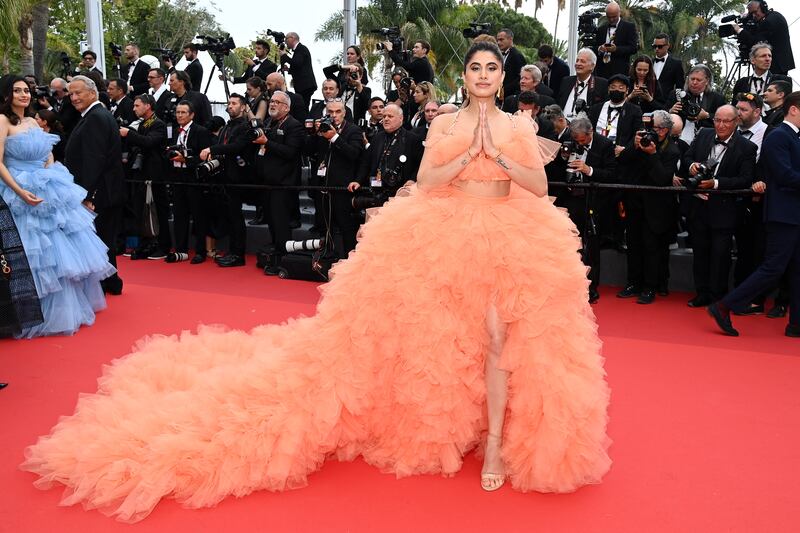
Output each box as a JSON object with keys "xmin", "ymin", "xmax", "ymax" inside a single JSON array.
[
  {"xmin": 723, "ymin": 222, "xmax": 800, "ymax": 326},
  {"xmin": 95, "ymin": 205, "xmax": 123, "ymax": 283},
  {"xmin": 688, "ymin": 205, "xmax": 734, "ymax": 301},
  {"xmin": 224, "ymin": 188, "xmax": 247, "ymax": 257},
  {"xmin": 625, "ymin": 207, "xmax": 670, "ymax": 291},
  {"xmin": 298, "ymin": 88, "xmax": 315, "ymax": 110},
  {"xmin": 558, "ymin": 193, "xmax": 600, "ymax": 291},
  {"xmin": 171, "ymin": 173, "xmax": 208, "ymax": 255},
  {"xmin": 132, "ymin": 181, "xmax": 171, "ymax": 252},
  {"xmin": 263, "ymin": 188, "xmax": 292, "ymax": 253},
  {"xmin": 324, "ymin": 191, "xmax": 358, "ymax": 259}
]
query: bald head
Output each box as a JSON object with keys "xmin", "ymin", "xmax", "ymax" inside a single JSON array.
[
  {"xmin": 606, "ymin": 2, "xmax": 621, "ymax": 24},
  {"xmin": 266, "ymin": 72, "xmax": 286, "ymax": 93},
  {"xmin": 437, "ymin": 103, "xmax": 458, "ymax": 115},
  {"xmin": 713, "ymin": 105, "xmax": 738, "ymax": 138},
  {"xmin": 382, "ymin": 103, "xmax": 404, "ymax": 133},
  {"xmin": 669, "ymin": 113, "xmax": 684, "ymax": 137}
]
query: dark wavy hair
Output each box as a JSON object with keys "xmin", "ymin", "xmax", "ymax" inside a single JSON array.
[
  {"xmin": 628, "ymin": 55, "xmax": 657, "ymax": 96},
  {"xmin": 463, "ymin": 41, "xmax": 503, "ymax": 71},
  {"xmin": 35, "ymin": 108, "xmax": 64, "ymax": 134},
  {"xmin": 347, "ymin": 45, "xmax": 366, "ymax": 67},
  {"xmin": 0, "ymin": 75, "xmax": 31, "ymax": 126}
]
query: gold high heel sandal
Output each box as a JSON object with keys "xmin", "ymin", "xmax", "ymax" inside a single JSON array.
[{"xmin": 481, "ymin": 433, "xmax": 506, "ymax": 492}]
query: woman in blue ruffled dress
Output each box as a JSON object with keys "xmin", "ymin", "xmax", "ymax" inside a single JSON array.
[{"xmin": 0, "ymin": 75, "xmax": 115, "ymax": 338}]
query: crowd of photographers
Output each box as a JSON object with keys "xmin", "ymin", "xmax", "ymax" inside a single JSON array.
[{"xmin": 16, "ymin": 0, "xmax": 798, "ymax": 324}]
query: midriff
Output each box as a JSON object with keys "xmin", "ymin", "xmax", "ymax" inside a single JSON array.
[{"xmin": 451, "ymin": 179, "xmax": 511, "ymax": 198}]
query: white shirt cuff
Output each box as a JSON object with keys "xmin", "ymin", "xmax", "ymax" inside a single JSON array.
[
  {"xmin": 330, "ymin": 133, "xmax": 340, "ymax": 144},
  {"xmin": 713, "ymin": 179, "xmax": 719, "ymax": 190}
]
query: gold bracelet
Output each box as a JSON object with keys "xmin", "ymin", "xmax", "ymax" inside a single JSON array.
[{"xmin": 486, "ymin": 149, "xmax": 502, "ymax": 160}]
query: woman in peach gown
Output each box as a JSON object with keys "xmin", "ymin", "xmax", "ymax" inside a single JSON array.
[{"xmin": 22, "ymin": 42, "xmax": 611, "ymax": 522}]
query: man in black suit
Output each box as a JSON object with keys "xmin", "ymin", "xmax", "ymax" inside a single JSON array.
[
  {"xmin": 266, "ymin": 72, "xmax": 308, "ymax": 123},
  {"xmin": 122, "ymin": 44, "xmax": 150, "ymax": 96},
  {"xmin": 593, "ymin": 1, "xmax": 639, "ymax": 79},
  {"xmin": 497, "ymin": 29, "xmax": 526, "ymax": 98},
  {"xmin": 71, "ymin": 50, "xmax": 103, "ymax": 78},
  {"xmin": 733, "ymin": 1, "xmax": 795, "ymax": 76},
  {"xmin": 339, "ymin": 64, "xmax": 372, "ymax": 122},
  {"xmin": 538, "ymin": 45, "xmax": 570, "ymax": 94},
  {"xmin": 167, "ymin": 101, "xmax": 213, "ymax": 264},
  {"xmin": 107, "ymin": 79, "xmax": 136, "ymax": 125},
  {"xmin": 667, "ymin": 64, "xmax": 725, "ymax": 144},
  {"xmin": 167, "ymin": 70, "xmax": 212, "ymax": 128},
  {"xmin": 64, "ymin": 76, "xmax": 126, "ymax": 295},
  {"xmin": 146, "ymin": 68, "xmax": 174, "ymax": 122},
  {"xmin": 709, "ymin": 91, "xmax": 800, "ymax": 337},
  {"xmin": 731, "ymin": 43, "xmax": 790, "ymax": 102},
  {"xmin": 119, "ymin": 94, "xmax": 170, "ymax": 260},
  {"xmin": 251, "ymin": 91, "xmax": 305, "ymax": 274},
  {"xmin": 763, "ymin": 79, "xmax": 791, "ymax": 127},
  {"xmin": 588, "ymin": 74, "xmax": 643, "ymax": 148},
  {"xmin": 163, "ymin": 43, "xmax": 204, "ymax": 95},
  {"xmin": 616, "ymin": 110, "xmax": 681, "ymax": 304},
  {"xmin": 232, "ymin": 39, "xmax": 278, "ymax": 84},
  {"xmin": 557, "ymin": 48, "xmax": 609, "ymax": 120},
  {"xmin": 547, "ymin": 115, "xmax": 618, "ymax": 303},
  {"xmin": 387, "ymin": 39, "xmax": 434, "ymax": 85},
  {"xmin": 306, "ymin": 99, "xmax": 364, "ymax": 259},
  {"xmin": 502, "ymin": 65, "xmax": 556, "ymax": 114},
  {"xmin": 357, "ymin": 103, "xmax": 422, "ymax": 193},
  {"xmin": 682, "ymin": 105, "xmax": 757, "ymax": 307},
  {"xmin": 309, "ymin": 79, "xmax": 354, "ymax": 121},
  {"xmin": 199, "ymin": 94, "xmax": 256, "ymax": 267},
  {"xmin": 36, "ymin": 77, "xmax": 80, "ymax": 135},
  {"xmin": 513, "ymin": 91, "xmax": 556, "ymax": 140},
  {"xmin": 651, "ymin": 33, "xmax": 684, "ymax": 98},
  {"xmin": 280, "ymin": 32, "xmax": 318, "ymax": 109}
]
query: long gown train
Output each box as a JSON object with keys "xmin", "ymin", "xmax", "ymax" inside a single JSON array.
[{"xmin": 22, "ymin": 115, "xmax": 611, "ymax": 522}]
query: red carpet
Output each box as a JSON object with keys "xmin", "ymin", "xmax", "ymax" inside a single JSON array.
[{"xmin": 2, "ymin": 257, "xmax": 799, "ymax": 532}]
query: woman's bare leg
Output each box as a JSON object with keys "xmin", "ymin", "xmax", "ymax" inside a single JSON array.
[{"xmin": 482, "ymin": 305, "xmax": 508, "ymax": 490}]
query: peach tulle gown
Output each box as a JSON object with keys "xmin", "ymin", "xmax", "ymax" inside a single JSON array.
[{"xmin": 21, "ymin": 110, "xmax": 611, "ymax": 522}]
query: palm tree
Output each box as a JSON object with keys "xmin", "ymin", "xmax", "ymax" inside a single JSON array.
[
  {"xmin": 31, "ymin": 1, "xmax": 49, "ymax": 79},
  {"xmin": 0, "ymin": 0, "xmax": 33, "ymax": 73}
]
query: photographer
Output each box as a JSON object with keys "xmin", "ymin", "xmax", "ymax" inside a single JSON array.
[
  {"xmin": 251, "ymin": 91, "xmax": 305, "ymax": 274},
  {"xmin": 232, "ymin": 39, "xmax": 278, "ymax": 83},
  {"xmin": 245, "ymin": 76, "xmax": 269, "ymax": 122},
  {"xmin": 168, "ymin": 70, "xmax": 212, "ymax": 128},
  {"xmin": 556, "ymin": 48, "xmax": 609, "ymax": 120},
  {"xmin": 514, "ymin": 91, "xmax": 556, "ymax": 140},
  {"xmin": 763, "ymin": 79, "xmax": 791, "ymax": 127},
  {"xmin": 385, "ymin": 39, "xmax": 434, "ymax": 84},
  {"xmin": 593, "ymin": 1, "xmax": 639, "ymax": 79},
  {"xmin": 309, "ymin": 79, "xmax": 354, "ymax": 121},
  {"xmin": 306, "ymin": 99, "xmax": 364, "ymax": 259},
  {"xmin": 37, "ymin": 77, "xmax": 79, "ymax": 135},
  {"xmin": 628, "ymin": 56, "xmax": 665, "ymax": 113},
  {"xmin": 363, "ymin": 97, "xmax": 385, "ymax": 145},
  {"xmin": 72, "ymin": 50, "xmax": 102, "ymax": 78},
  {"xmin": 123, "ymin": 44, "xmax": 151, "ymax": 96},
  {"xmin": 167, "ymin": 101, "xmax": 213, "ymax": 264},
  {"xmin": 199, "ymin": 94, "xmax": 255, "ymax": 267},
  {"xmin": 496, "ymin": 29, "xmax": 527, "ymax": 98},
  {"xmin": 338, "ymin": 63, "xmax": 372, "ymax": 122},
  {"xmin": 548, "ymin": 116, "xmax": 617, "ymax": 303},
  {"xmin": 355, "ymin": 103, "xmax": 421, "ymax": 207},
  {"xmin": 147, "ymin": 68, "xmax": 174, "ymax": 122},
  {"xmin": 119, "ymin": 94, "xmax": 170, "ymax": 260},
  {"xmin": 733, "ymin": 0, "xmax": 795, "ymax": 76},
  {"xmin": 279, "ymin": 32, "xmax": 318, "ymax": 109},
  {"xmin": 667, "ymin": 64, "xmax": 725, "ymax": 144},
  {"xmin": 616, "ymin": 110, "xmax": 681, "ymax": 304},
  {"xmin": 108, "ymin": 79, "xmax": 136, "ymax": 125},
  {"xmin": 681, "ymin": 105, "xmax": 757, "ymax": 307},
  {"xmin": 538, "ymin": 45, "xmax": 570, "ymax": 93},
  {"xmin": 588, "ymin": 74, "xmax": 643, "ymax": 149},
  {"xmin": 322, "ymin": 45, "xmax": 369, "ymax": 88},
  {"xmin": 266, "ymin": 72, "xmax": 308, "ymax": 123},
  {"xmin": 731, "ymin": 43, "xmax": 790, "ymax": 101},
  {"xmin": 163, "ymin": 43, "xmax": 204, "ymax": 95}
]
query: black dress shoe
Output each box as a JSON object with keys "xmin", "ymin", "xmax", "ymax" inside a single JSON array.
[
  {"xmin": 657, "ymin": 285, "xmax": 670, "ymax": 297},
  {"xmin": 617, "ymin": 285, "xmax": 640, "ymax": 298},
  {"xmin": 588, "ymin": 289, "xmax": 600, "ymax": 304},
  {"xmin": 708, "ymin": 304, "xmax": 739, "ymax": 336},
  {"xmin": 636, "ymin": 290, "xmax": 655, "ymax": 304},
  {"xmin": 767, "ymin": 304, "xmax": 788, "ymax": 319},
  {"xmin": 101, "ymin": 276, "xmax": 123, "ymax": 296},
  {"xmin": 688, "ymin": 295, "xmax": 712, "ymax": 308},
  {"xmin": 216, "ymin": 254, "xmax": 245, "ymax": 267},
  {"xmin": 733, "ymin": 303, "xmax": 764, "ymax": 316},
  {"xmin": 248, "ymin": 216, "xmax": 266, "ymax": 226},
  {"xmin": 0, "ymin": 383, "xmax": 8, "ymax": 390},
  {"xmin": 190, "ymin": 254, "xmax": 206, "ymax": 265},
  {"xmin": 786, "ymin": 324, "xmax": 800, "ymax": 338}
]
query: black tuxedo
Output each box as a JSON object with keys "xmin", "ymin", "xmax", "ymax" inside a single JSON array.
[
  {"xmin": 280, "ymin": 43, "xmax": 317, "ymax": 107},
  {"xmin": 123, "ymin": 60, "xmax": 151, "ymax": 96},
  {"xmin": 683, "ymin": 128, "xmax": 757, "ymax": 299},
  {"xmin": 357, "ymin": 127, "xmax": 422, "ymax": 187},
  {"xmin": 501, "ymin": 92, "xmax": 556, "ymax": 114},
  {"xmin": 557, "ymin": 75, "xmax": 609, "ymax": 113},
  {"xmin": 109, "ymin": 96, "xmax": 136, "ymax": 125},
  {"xmin": 169, "ymin": 123, "xmax": 213, "ymax": 255},
  {"xmin": 654, "ymin": 55, "xmax": 684, "ymax": 98},
  {"xmin": 722, "ymin": 122, "xmax": 800, "ymax": 325},
  {"xmin": 763, "ymin": 106, "xmax": 785, "ymax": 128},
  {"xmin": 390, "ymin": 53, "xmax": 434, "ymax": 84},
  {"xmin": 307, "ymin": 121, "xmax": 364, "ymax": 257},
  {"xmin": 536, "ymin": 83, "xmax": 555, "ymax": 98},
  {"xmin": 665, "ymin": 90, "xmax": 725, "ymax": 132},
  {"xmin": 593, "ymin": 19, "xmax": 638, "ymax": 79},
  {"xmin": 286, "ymin": 91, "xmax": 308, "ymax": 123},
  {"xmin": 171, "ymin": 90, "xmax": 213, "ymax": 129},
  {"xmin": 64, "ymin": 103, "xmax": 126, "ymax": 287},
  {"xmin": 150, "ymin": 88, "xmax": 175, "ymax": 122},
  {"xmin": 183, "ymin": 59, "xmax": 204, "ymax": 92},
  {"xmin": 588, "ymin": 101, "xmax": 643, "ymax": 147},
  {"xmin": 233, "ymin": 58, "xmax": 278, "ymax": 84},
  {"xmin": 309, "ymin": 101, "xmax": 354, "ymax": 122},
  {"xmin": 544, "ymin": 56, "xmax": 570, "ymax": 93},
  {"xmin": 730, "ymin": 72, "xmax": 790, "ymax": 102},
  {"xmin": 340, "ymin": 85, "xmax": 372, "ymax": 121},
  {"xmin": 502, "ymin": 46, "xmax": 527, "ymax": 98},
  {"xmin": 50, "ymin": 96, "xmax": 80, "ymax": 136},
  {"xmin": 737, "ymin": 10, "xmax": 795, "ymax": 75}
]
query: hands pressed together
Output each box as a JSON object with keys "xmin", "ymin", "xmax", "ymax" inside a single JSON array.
[{"xmin": 468, "ymin": 103, "xmax": 501, "ymax": 160}]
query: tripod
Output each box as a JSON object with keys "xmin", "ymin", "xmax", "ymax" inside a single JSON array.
[
  {"xmin": 204, "ymin": 51, "xmax": 231, "ymax": 100},
  {"xmin": 722, "ymin": 58, "xmax": 751, "ymax": 94}
]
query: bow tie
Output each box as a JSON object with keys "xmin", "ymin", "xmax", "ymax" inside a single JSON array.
[
  {"xmin": 714, "ymin": 137, "xmax": 728, "ymax": 146},
  {"xmin": 608, "ymin": 24, "xmax": 617, "ymax": 29},
  {"xmin": 253, "ymin": 59, "xmax": 261, "ymax": 65},
  {"xmin": 654, "ymin": 57, "xmax": 665, "ymax": 63},
  {"xmin": 739, "ymin": 129, "xmax": 753, "ymax": 139}
]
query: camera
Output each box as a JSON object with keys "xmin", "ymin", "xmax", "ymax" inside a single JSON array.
[
  {"xmin": 197, "ymin": 158, "xmax": 223, "ymax": 180},
  {"xmin": 153, "ymin": 47, "xmax": 177, "ymax": 64},
  {"xmin": 196, "ymin": 35, "xmax": 236, "ymax": 56},
  {"xmin": 285, "ymin": 238, "xmax": 325, "ymax": 253},
  {"xmin": 637, "ymin": 112, "xmax": 660, "ymax": 147},
  {"xmin": 399, "ymin": 76, "xmax": 414, "ymax": 90},
  {"xmin": 267, "ymin": 29, "xmax": 286, "ymax": 45},
  {"xmin": 560, "ymin": 140, "xmax": 587, "ymax": 184},
  {"xmin": 578, "ymin": 11, "xmax": 602, "ymax": 48},
  {"xmin": 165, "ymin": 144, "xmax": 189, "ymax": 160},
  {"xmin": 462, "ymin": 22, "xmax": 491, "ymax": 39},
  {"xmin": 109, "ymin": 42, "xmax": 123, "ymax": 58},
  {"xmin": 685, "ymin": 159, "xmax": 718, "ymax": 190},
  {"xmin": 245, "ymin": 118, "xmax": 266, "ymax": 142},
  {"xmin": 34, "ymin": 85, "xmax": 51, "ymax": 99},
  {"xmin": 351, "ymin": 186, "xmax": 384, "ymax": 210},
  {"xmin": 574, "ymin": 98, "xmax": 589, "ymax": 116},
  {"xmin": 718, "ymin": 14, "xmax": 759, "ymax": 61},
  {"xmin": 372, "ymin": 27, "xmax": 405, "ymax": 53},
  {"xmin": 675, "ymin": 89, "xmax": 702, "ymax": 120},
  {"xmin": 349, "ymin": 69, "xmax": 360, "ymax": 81},
  {"xmin": 318, "ymin": 115, "xmax": 336, "ymax": 134}
]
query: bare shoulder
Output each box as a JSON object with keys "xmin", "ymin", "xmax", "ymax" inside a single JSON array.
[{"xmin": 428, "ymin": 112, "xmax": 456, "ymax": 135}]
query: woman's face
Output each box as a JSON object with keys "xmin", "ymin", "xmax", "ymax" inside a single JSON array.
[
  {"xmin": 246, "ymin": 84, "xmax": 261, "ymax": 98},
  {"xmin": 346, "ymin": 47, "xmax": 358, "ymax": 64},
  {"xmin": 12, "ymin": 81, "xmax": 31, "ymax": 109},
  {"xmin": 35, "ymin": 113, "xmax": 47, "ymax": 130},
  {"xmin": 413, "ymin": 86, "xmax": 426, "ymax": 104},
  {"xmin": 635, "ymin": 62, "xmax": 650, "ymax": 81},
  {"xmin": 463, "ymin": 51, "xmax": 503, "ymax": 99}
]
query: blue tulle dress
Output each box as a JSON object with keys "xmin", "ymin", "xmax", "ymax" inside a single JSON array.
[{"xmin": 0, "ymin": 127, "xmax": 116, "ymax": 338}]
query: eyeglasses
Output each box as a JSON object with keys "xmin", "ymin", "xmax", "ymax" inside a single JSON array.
[
  {"xmin": 270, "ymin": 100, "xmax": 289, "ymax": 106},
  {"xmin": 713, "ymin": 118, "xmax": 736, "ymax": 124},
  {"xmin": 147, "ymin": 75, "xmax": 161, "ymax": 80},
  {"xmin": 652, "ymin": 44, "xmax": 667, "ymax": 49}
]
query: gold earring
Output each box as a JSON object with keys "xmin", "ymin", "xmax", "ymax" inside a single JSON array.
[{"xmin": 496, "ymin": 86, "xmax": 503, "ymax": 100}]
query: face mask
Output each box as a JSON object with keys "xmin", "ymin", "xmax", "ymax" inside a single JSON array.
[{"xmin": 609, "ymin": 90, "xmax": 626, "ymax": 104}]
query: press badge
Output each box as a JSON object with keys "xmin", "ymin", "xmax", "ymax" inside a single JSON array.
[
  {"xmin": 317, "ymin": 162, "xmax": 327, "ymax": 177},
  {"xmin": 258, "ymin": 146, "xmax": 266, "ymax": 156},
  {"xmin": 371, "ymin": 170, "xmax": 382, "ymax": 188},
  {"xmin": 166, "ymin": 125, "xmax": 173, "ymax": 138}
]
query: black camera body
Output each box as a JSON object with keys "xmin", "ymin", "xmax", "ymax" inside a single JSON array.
[
  {"xmin": 245, "ymin": 118, "xmax": 266, "ymax": 142},
  {"xmin": 34, "ymin": 85, "xmax": 51, "ymax": 99},
  {"xmin": 109, "ymin": 42, "xmax": 123, "ymax": 58},
  {"xmin": 578, "ymin": 11, "xmax": 602, "ymax": 48},
  {"xmin": 165, "ymin": 144, "xmax": 191, "ymax": 160},
  {"xmin": 676, "ymin": 90, "xmax": 702, "ymax": 120},
  {"xmin": 318, "ymin": 115, "xmax": 336, "ymax": 134},
  {"xmin": 266, "ymin": 29, "xmax": 286, "ymax": 51},
  {"xmin": 637, "ymin": 112, "xmax": 660, "ymax": 147},
  {"xmin": 196, "ymin": 35, "xmax": 236, "ymax": 56},
  {"xmin": 718, "ymin": 14, "xmax": 759, "ymax": 60},
  {"xmin": 463, "ymin": 22, "xmax": 491, "ymax": 39},
  {"xmin": 574, "ymin": 98, "xmax": 589, "ymax": 116},
  {"xmin": 560, "ymin": 141, "xmax": 587, "ymax": 184},
  {"xmin": 685, "ymin": 159, "xmax": 718, "ymax": 190},
  {"xmin": 197, "ymin": 157, "xmax": 223, "ymax": 181},
  {"xmin": 372, "ymin": 27, "xmax": 405, "ymax": 53},
  {"xmin": 153, "ymin": 48, "xmax": 177, "ymax": 64}
]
